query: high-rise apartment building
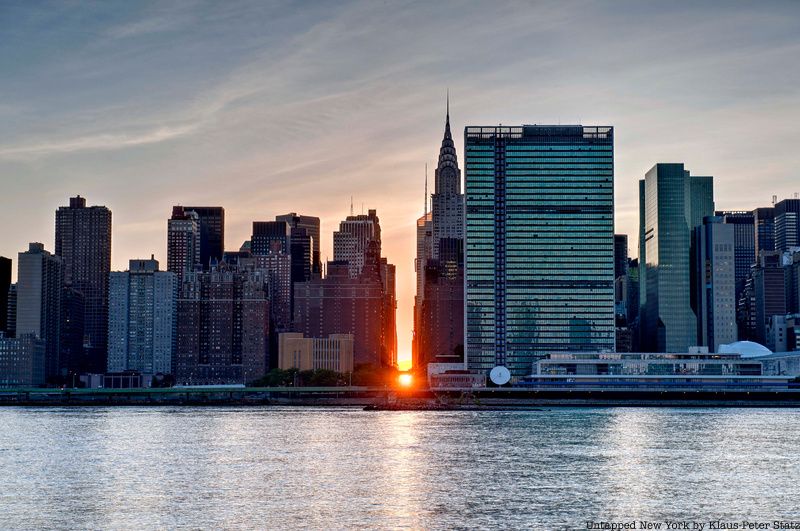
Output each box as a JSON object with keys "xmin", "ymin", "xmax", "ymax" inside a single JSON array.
[
  {"xmin": 167, "ymin": 206, "xmax": 200, "ymax": 282},
  {"xmin": 0, "ymin": 333, "xmax": 46, "ymax": 387},
  {"xmin": 293, "ymin": 261, "xmax": 387, "ymax": 367},
  {"xmin": 16, "ymin": 243, "xmax": 63, "ymax": 381},
  {"xmin": 179, "ymin": 206, "xmax": 225, "ymax": 269},
  {"xmin": 108, "ymin": 258, "xmax": 178, "ymax": 375},
  {"xmin": 55, "ymin": 195, "xmax": 111, "ymax": 372},
  {"xmin": 0, "ymin": 257, "xmax": 10, "ymax": 334},
  {"xmin": 464, "ymin": 125, "xmax": 615, "ymax": 378},
  {"xmin": 275, "ymin": 213, "xmax": 322, "ymax": 279},
  {"xmin": 695, "ymin": 216, "xmax": 737, "ymax": 351},
  {"xmin": 639, "ymin": 164, "xmax": 714, "ymax": 352},
  {"xmin": 333, "ymin": 210, "xmax": 381, "ymax": 278},
  {"xmin": 244, "ymin": 253, "xmax": 293, "ymax": 333},
  {"xmin": 175, "ymin": 264, "xmax": 269, "ymax": 384}
]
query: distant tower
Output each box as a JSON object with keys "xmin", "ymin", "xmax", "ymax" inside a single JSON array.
[
  {"xmin": 415, "ymin": 98, "xmax": 466, "ymax": 371},
  {"xmin": 167, "ymin": 206, "xmax": 200, "ymax": 283},
  {"xmin": 16, "ymin": 243, "xmax": 63, "ymax": 381},
  {"xmin": 55, "ymin": 196, "xmax": 111, "ymax": 373},
  {"xmin": 178, "ymin": 206, "xmax": 225, "ymax": 269},
  {"xmin": 430, "ymin": 95, "xmax": 464, "ymax": 258}
]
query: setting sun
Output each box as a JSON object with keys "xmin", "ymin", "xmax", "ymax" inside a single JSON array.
[{"xmin": 398, "ymin": 373, "xmax": 413, "ymax": 387}]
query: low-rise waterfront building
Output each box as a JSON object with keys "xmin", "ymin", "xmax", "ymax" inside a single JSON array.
[{"xmin": 278, "ymin": 333, "xmax": 354, "ymax": 373}]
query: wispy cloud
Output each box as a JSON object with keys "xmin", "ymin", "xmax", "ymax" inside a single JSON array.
[{"xmin": 0, "ymin": 122, "xmax": 200, "ymax": 159}]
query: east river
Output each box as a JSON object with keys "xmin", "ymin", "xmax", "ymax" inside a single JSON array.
[{"xmin": 1, "ymin": 407, "xmax": 799, "ymax": 529}]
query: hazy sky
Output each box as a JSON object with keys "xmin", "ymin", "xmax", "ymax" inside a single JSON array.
[{"xmin": 2, "ymin": 1, "xmax": 800, "ymax": 364}]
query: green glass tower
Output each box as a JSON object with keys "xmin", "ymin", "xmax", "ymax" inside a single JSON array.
[
  {"xmin": 638, "ymin": 163, "xmax": 714, "ymax": 352},
  {"xmin": 464, "ymin": 125, "xmax": 615, "ymax": 378}
]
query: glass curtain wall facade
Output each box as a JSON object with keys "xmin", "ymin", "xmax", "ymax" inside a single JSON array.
[
  {"xmin": 639, "ymin": 164, "xmax": 714, "ymax": 352},
  {"xmin": 464, "ymin": 125, "xmax": 615, "ymax": 377}
]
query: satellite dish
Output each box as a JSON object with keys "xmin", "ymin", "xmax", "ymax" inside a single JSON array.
[{"xmin": 489, "ymin": 365, "xmax": 511, "ymax": 386}]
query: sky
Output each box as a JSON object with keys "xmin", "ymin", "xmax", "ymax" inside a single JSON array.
[{"xmin": 2, "ymin": 0, "xmax": 800, "ymax": 366}]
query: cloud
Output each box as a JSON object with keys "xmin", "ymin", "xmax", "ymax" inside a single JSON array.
[{"xmin": 0, "ymin": 122, "xmax": 200, "ymax": 159}]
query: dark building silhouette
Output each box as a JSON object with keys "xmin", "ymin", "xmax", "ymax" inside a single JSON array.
[
  {"xmin": 6, "ymin": 284, "xmax": 16, "ymax": 338},
  {"xmin": 251, "ymin": 221, "xmax": 290, "ymax": 255},
  {"xmin": 55, "ymin": 196, "xmax": 111, "ymax": 373},
  {"xmin": 752, "ymin": 251, "xmax": 787, "ymax": 345},
  {"xmin": 0, "ymin": 256, "xmax": 10, "ymax": 334},
  {"xmin": 180, "ymin": 206, "xmax": 225, "ymax": 269},
  {"xmin": 59, "ymin": 286, "xmax": 85, "ymax": 377},
  {"xmin": 718, "ymin": 210, "xmax": 756, "ymax": 305},
  {"xmin": 167, "ymin": 206, "xmax": 200, "ymax": 282},
  {"xmin": 276, "ymin": 213, "xmax": 322, "ymax": 279},
  {"xmin": 753, "ymin": 206, "xmax": 775, "ymax": 254},
  {"xmin": 419, "ymin": 239, "xmax": 464, "ymax": 364},
  {"xmin": 293, "ymin": 261, "xmax": 387, "ymax": 367},
  {"xmin": 175, "ymin": 264, "xmax": 269, "ymax": 385},
  {"xmin": 614, "ymin": 235, "xmax": 629, "ymax": 280}
]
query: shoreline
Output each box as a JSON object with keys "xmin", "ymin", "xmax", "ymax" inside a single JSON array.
[{"xmin": 3, "ymin": 387, "xmax": 800, "ymax": 408}]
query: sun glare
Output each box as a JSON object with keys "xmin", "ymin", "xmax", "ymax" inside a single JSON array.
[{"xmin": 398, "ymin": 373, "xmax": 413, "ymax": 387}]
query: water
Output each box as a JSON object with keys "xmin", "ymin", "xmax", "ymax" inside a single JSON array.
[{"xmin": 1, "ymin": 407, "xmax": 799, "ymax": 530}]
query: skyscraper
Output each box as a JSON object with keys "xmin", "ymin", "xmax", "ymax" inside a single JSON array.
[
  {"xmin": 333, "ymin": 210, "xmax": 381, "ymax": 278},
  {"xmin": 16, "ymin": 243, "xmax": 63, "ymax": 381},
  {"xmin": 179, "ymin": 206, "xmax": 225, "ymax": 269},
  {"xmin": 167, "ymin": 206, "xmax": 200, "ymax": 282},
  {"xmin": 614, "ymin": 235, "xmax": 629, "ymax": 281},
  {"xmin": 414, "ymin": 104, "xmax": 466, "ymax": 371},
  {"xmin": 251, "ymin": 221, "xmax": 291, "ymax": 255},
  {"xmin": 430, "ymin": 99, "xmax": 464, "ymax": 259},
  {"xmin": 752, "ymin": 251, "xmax": 787, "ymax": 345},
  {"xmin": 753, "ymin": 206, "xmax": 776, "ymax": 254},
  {"xmin": 55, "ymin": 196, "xmax": 111, "ymax": 373},
  {"xmin": 639, "ymin": 164, "xmax": 714, "ymax": 352},
  {"xmin": 59, "ymin": 286, "xmax": 85, "ymax": 377},
  {"xmin": 718, "ymin": 210, "xmax": 756, "ymax": 303},
  {"xmin": 0, "ymin": 256, "xmax": 10, "ymax": 334},
  {"xmin": 695, "ymin": 216, "xmax": 737, "ymax": 351},
  {"xmin": 275, "ymin": 213, "xmax": 322, "ymax": 278},
  {"xmin": 464, "ymin": 125, "xmax": 615, "ymax": 378},
  {"xmin": 108, "ymin": 258, "xmax": 178, "ymax": 375},
  {"xmin": 412, "ymin": 211, "xmax": 433, "ymax": 366},
  {"xmin": 774, "ymin": 198, "xmax": 800, "ymax": 252}
]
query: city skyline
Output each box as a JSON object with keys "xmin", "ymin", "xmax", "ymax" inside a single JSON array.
[{"xmin": 3, "ymin": 1, "xmax": 800, "ymax": 367}]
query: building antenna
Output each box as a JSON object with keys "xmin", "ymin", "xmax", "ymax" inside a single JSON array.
[
  {"xmin": 350, "ymin": 196, "xmax": 354, "ymax": 216},
  {"xmin": 424, "ymin": 163, "xmax": 428, "ymax": 216},
  {"xmin": 361, "ymin": 202, "xmax": 364, "ymax": 215}
]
